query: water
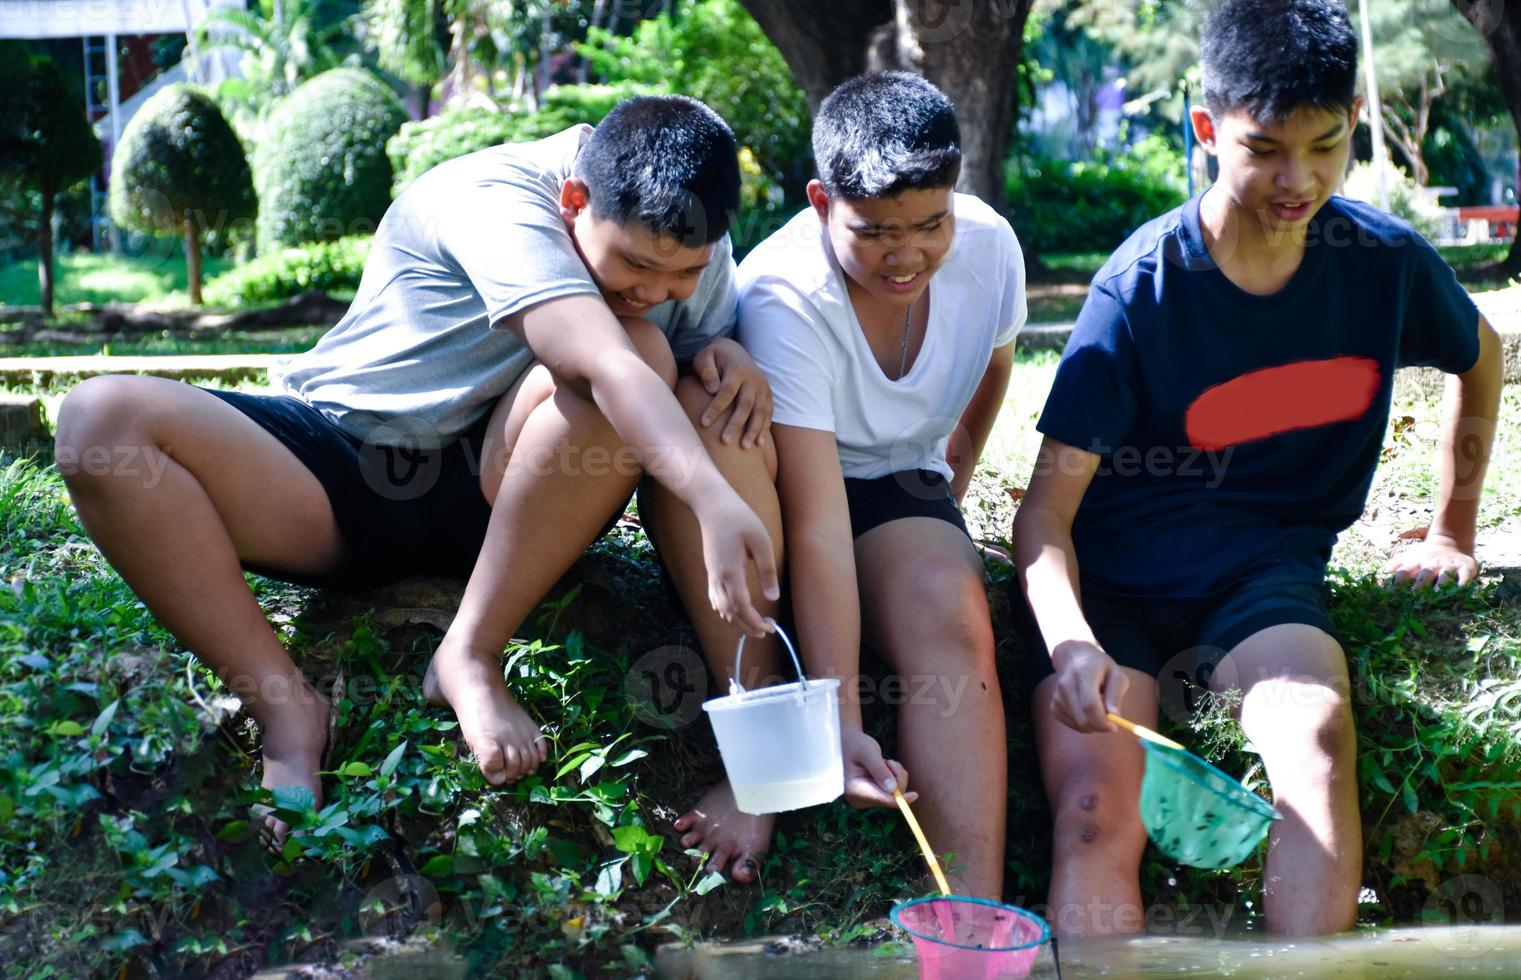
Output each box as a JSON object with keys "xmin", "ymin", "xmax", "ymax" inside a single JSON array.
[
  {"xmin": 655, "ymin": 926, "xmax": 1521, "ymax": 978},
  {"xmin": 733, "ymin": 772, "xmax": 844, "ymax": 814}
]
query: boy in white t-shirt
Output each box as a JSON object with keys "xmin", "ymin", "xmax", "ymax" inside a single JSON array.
[{"xmin": 732, "ymin": 72, "xmax": 1027, "ymax": 898}]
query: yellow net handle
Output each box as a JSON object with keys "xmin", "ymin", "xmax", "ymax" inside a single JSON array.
[
  {"xmin": 894, "ymin": 789, "xmax": 952, "ymax": 897},
  {"xmin": 1107, "ymin": 712, "xmax": 1186, "ymax": 751}
]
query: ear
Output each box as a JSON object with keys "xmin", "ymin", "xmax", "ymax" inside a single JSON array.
[
  {"xmin": 1189, "ymin": 105, "xmax": 1218, "ymax": 154},
  {"xmin": 1347, "ymin": 96, "xmax": 1363, "ymax": 134},
  {"xmin": 560, "ymin": 177, "xmax": 590, "ymax": 224},
  {"xmin": 806, "ymin": 179, "xmax": 831, "ymax": 223}
]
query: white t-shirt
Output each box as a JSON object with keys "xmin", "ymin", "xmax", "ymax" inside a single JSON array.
[{"xmin": 736, "ymin": 193, "xmax": 1026, "ymax": 480}]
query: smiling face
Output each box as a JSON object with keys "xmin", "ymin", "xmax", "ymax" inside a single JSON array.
[
  {"xmin": 560, "ymin": 178, "xmax": 712, "ymax": 317},
  {"xmin": 1194, "ymin": 100, "xmax": 1361, "ymax": 235},
  {"xmin": 807, "ymin": 181, "xmax": 956, "ymax": 311}
]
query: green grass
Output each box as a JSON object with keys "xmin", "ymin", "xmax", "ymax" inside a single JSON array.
[
  {"xmin": 0, "ymin": 345, "xmax": 1516, "ymax": 974},
  {"xmin": 0, "ymin": 248, "xmax": 234, "ymax": 307},
  {"xmin": 0, "ymin": 326, "xmax": 328, "ymax": 360}
]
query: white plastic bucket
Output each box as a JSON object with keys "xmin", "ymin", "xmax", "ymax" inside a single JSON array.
[{"xmin": 702, "ymin": 622, "xmax": 844, "ymax": 815}]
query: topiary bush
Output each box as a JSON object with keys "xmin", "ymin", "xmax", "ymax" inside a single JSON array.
[
  {"xmin": 108, "ymin": 84, "xmax": 254, "ymax": 305},
  {"xmin": 253, "ymin": 67, "xmax": 406, "ymax": 252},
  {"xmin": 202, "ymin": 234, "xmax": 371, "ymax": 307},
  {"xmin": 1006, "ymin": 134, "xmax": 1188, "ymax": 255}
]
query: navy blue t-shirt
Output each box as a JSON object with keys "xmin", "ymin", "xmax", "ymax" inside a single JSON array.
[{"xmin": 1038, "ymin": 194, "xmax": 1480, "ymax": 599}]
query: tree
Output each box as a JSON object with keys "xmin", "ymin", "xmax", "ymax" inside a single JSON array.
[
  {"xmin": 1451, "ymin": 0, "xmax": 1521, "ymax": 272},
  {"xmin": 109, "ymin": 85, "xmax": 256, "ymax": 305},
  {"xmin": 1350, "ymin": 0, "xmax": 1488, "ymax": 185},
  {"xmin": 0, "ymin": 56, "xmax": 103, "ymax": 316},
  {"xmin": 737, "ymin": 0, "xmax": 1035, "ymax": 210}
]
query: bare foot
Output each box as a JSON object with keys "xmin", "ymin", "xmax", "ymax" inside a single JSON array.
[
  {"xmin": 255, "ymin": 681, "xmax": 331, "ymax": 849},
  {"xmin": 673, "ymin": 778, "xmax": 776, "ymax": 884},
  {"xmin": 423, "ymin": 642, "xmax": 547, "ymax": 785}
]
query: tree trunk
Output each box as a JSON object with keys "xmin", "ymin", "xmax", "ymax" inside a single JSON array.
[
  {"xmin": 1451, "ymin": 0, "xmax": 1521, "ymax": 273},
  {"xmin": 739, "ymin": 0, "xmax": 1032, "ymax": 212},
  {"xmin": 896, "ymin": 0, "xmax": 1034, "ymax": 210},
  {"xmin": 184, "ymin": 225, "xmax": 203, "ymax": 307},
  {"xmin": 737, "ymin": 0, "xmax": 894, "ymax": 107},
  {"xmin": 37, "ymin": 191, "xmax": 56, "ymax": 318}
]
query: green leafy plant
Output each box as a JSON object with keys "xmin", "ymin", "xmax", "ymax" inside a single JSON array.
[{"xmin": 203, "ymin": 234, "xmax": 371, "ymax": 307}]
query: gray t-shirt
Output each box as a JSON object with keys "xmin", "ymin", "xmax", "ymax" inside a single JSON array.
[{"xmin": 272, "ymin": 125, "xmax": 738, "ymax": 446}]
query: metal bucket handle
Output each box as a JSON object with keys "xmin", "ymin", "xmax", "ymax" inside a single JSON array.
[{"xmin": 731, "ymin": 618, "xmax": 806, "ymax": 695}]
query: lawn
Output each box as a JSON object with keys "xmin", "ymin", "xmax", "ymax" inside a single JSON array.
[
  {"xmin": 0, "ymin": 248, "xmax": 233, "ymax": 308},
  {"xmin": 1, "ymin": 338, "xmax": 1517, "ymax": 976}
]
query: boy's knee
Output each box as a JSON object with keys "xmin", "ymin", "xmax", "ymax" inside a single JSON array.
[
  {"xmin": 621, "ymin": 318, "xmax": 677, "ymax": 390},
  {"xmin": 901, "ymin": 561, "xmax": 992, "ymax": 651},
  {"xmin": 55, "ymin": 377, "xmax": 149, "ymax": 479}
]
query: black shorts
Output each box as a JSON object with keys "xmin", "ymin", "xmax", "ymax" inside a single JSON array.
[
  {"xmin": 843, "ymin": 469, "xmax": 969, "ymax": 540},
  {"xmin": 205, "ymin": 388, "xmax": 499, "ymax": 588},
  {"xmin": 1015, "ymin": 567, "xmax": 1336, "ymax": 685}
]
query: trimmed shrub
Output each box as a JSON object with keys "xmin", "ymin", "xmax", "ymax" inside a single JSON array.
[
  {"xmin": 108, "ymin": 84, "xmax": 254, "ymax": 304},
  {"xmin": 203, "ymin": 234, "xmax": 371, "ymax": 307},
  {"xmin": 1341, "ymin": 160, "xmax": 1446, "ymax": 241},
  {"xmin": 1006, "ymin": 135, "xmax": 1187, "ymax": 255},
  {"xmin": 254, "ymin": 68, "xmax": 406, "ymax": 251},
  {"xmin": 387, "ymin": 82, "xmax": 651, "ymax": 194}
]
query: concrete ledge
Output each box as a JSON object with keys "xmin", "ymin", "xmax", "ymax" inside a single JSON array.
[{"xmin": 0, "ymin": 354, "xmax": 279, "ymax": 387}]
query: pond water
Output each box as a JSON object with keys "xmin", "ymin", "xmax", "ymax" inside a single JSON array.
[{"xmin": 654, "ymin": 925, "xmax": 1521, "ymax": 978}]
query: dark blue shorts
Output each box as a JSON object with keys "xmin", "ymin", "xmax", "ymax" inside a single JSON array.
[
  {"xmin": 204, "ymin": 388, "xmax": 498, "ymax": 589},
  {"xmin": 843, "ymin": 469, "xmax": 970, "ymax": 540},
  {"xmin": 1015, "ymin": 566, "xmax": 1337, "ymax": 685}
]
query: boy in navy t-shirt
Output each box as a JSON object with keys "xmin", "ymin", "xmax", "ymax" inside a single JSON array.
[{"xmin": 1012, "ymin": 0, "xmax": 1502, "ymax": 936}]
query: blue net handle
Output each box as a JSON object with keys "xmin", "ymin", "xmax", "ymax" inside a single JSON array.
[{"xmin": 731, "ymin": 619, "xmax": 807, "ymax": 695}]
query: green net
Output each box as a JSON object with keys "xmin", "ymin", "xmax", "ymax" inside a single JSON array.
[{"xmin": 1138, "ymin": 741, "xmax": 1280, "ymax": 869}]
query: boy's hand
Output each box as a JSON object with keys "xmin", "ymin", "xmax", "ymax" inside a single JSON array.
[
  {"xmin": 1049, "ymin": 639, "xmax": 1127, "ymax": 734},
  {"xmin": 1384, "ymin": 532, "xmax": 1479, "ymax": 589},
  {"xmin": 695, "ymin": 491, "xmax": 781, "ymax": 636},
  {"xmin": 692, "ymin": 338, "xmax": 773, "ymax": 450},
  {"xmin": 840, "ymin": 726, "xmax": 915, "ymax": 809}
]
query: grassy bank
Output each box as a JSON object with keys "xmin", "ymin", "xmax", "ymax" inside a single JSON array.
[
  {"xmin": 0, "ymin": 348, "xmax": 1517, "ymax": 976},
  {"xmin": 0, "ymin": 250, "xmax": 234, "ymax": 308}
]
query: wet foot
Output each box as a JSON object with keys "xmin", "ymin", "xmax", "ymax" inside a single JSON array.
[
  {"xmin": 423, "ymin": 642, "xmax": 547, "ymax": 785},
  {"xmin": 673, "ymin": 778, "xmax": 776, "ymax": 884},
  {"xmin": 255, "ymin": 681, "xmax": 331, "ymax": 850}
]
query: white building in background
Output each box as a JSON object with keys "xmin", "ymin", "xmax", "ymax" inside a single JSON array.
[{"xmin": 0, "ymin": 0, "xmax": 243, "ymax": 249}]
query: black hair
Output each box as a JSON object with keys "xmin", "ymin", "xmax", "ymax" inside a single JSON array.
[
  {"xmin": 576, "ymin": 95, "xmax": 739, "ymax": 246},
  {"xmin": 1200, "ymin": 0, "xmax": 1359, "ymax": 122},
  {"xmin": 812, "ymin": 71, "xmax": 961, "ymax": 200}
]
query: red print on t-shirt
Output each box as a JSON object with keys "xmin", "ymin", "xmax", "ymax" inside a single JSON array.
[{"xmin": 1184, "ymin": 356, "xmax": 1382, "ymax": 451}]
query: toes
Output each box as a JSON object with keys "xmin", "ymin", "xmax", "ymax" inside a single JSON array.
[
  {"xmin": 706, "ymin": 842, "xmax": 737, "ymax": 876},
  {"xmin": 472, "ymin": 738, "xmax": 508, "ymax": 785},
  {"xmin": 673, "ymin": 813, "xmax": 693, "ymax": 833},
  {"xmin": 680, "ymin": 829, "xmax": 705, "ymax": 850},
  {"xmin": 731, "ymin": 852, "xmax": 760, "ymax": 884}
]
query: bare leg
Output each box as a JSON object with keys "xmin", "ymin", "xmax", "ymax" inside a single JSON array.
[
  {"xmin": 423, "ymin": 320, "xmax": 678, "ymax": 787},
  {"xmin": 1033, "ymin": 667, "xmax": 1157, "ymax": 936},
  {"xmin": 55, "ymin": 377, "xmax": 344, "ymax": 843},
  {"xmin": 645, "ymin": 377, "xmax": 785, "ymax": 883},
  {"xmin": 855, "ymin": 517, "xmax": 1005, "ymax": 899},
  {"xmin": 1213, "ymin": 624, "xmax": 1359, "ymax": 935}
]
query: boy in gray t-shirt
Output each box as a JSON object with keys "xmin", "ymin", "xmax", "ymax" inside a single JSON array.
[{"xmin": 55, "ymin": 96, "xmax": 787, "ymax": 880}]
